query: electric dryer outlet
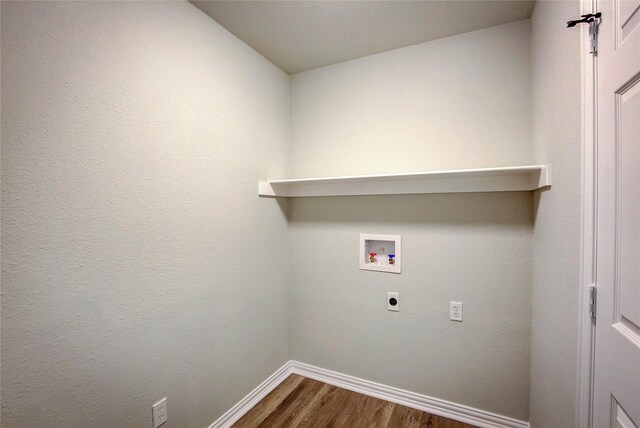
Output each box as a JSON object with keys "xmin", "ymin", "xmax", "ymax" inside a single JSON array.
[{"xmin": 387, "ymin": 292, "xmax": 399, "ymax": 311}]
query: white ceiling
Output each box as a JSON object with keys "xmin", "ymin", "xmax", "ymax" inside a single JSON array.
[{"xmin": 191, "ymin": 0, "xmax": 536, "ymax": 74}]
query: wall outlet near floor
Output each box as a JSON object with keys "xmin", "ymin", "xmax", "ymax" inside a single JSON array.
[
  {"xmin": 450, "ymin": 301, "xmax": 463, "ymax": 321},
  {"xmin": 387, "ymin": 292, "xmax": 399, "ymax": 311},
  {"xmin": 152, "ymin": 397, "xmax": 168, "ymax": 428}
]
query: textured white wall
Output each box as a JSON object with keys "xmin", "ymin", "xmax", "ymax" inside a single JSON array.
[
  {"xmin": 289, "ymin": 21, "xmax": 533, "ymax": 421},
  {"xmin": 0, "ymin": 2, "xmax": 290, "ymax": 427},
  {"xmin": 529, "ymin": 1, "xmax": 582, "ymax": 427},
  {"xmin": 290, "ymin": 20, "xmax": 532, "ymax": 177},
  {"xmin": 1, "ymin": 3, "xmax": 582, "ymax": 425}
]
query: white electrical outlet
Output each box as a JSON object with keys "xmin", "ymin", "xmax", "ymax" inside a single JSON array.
[
  {"xmin": 152, "ymin": 397, "xmax": 168, "ymax": 428},
  {"xmin": 387, "ymin": 292, "xmax": 399, "ymax": 311},
  {"xmin": 450, "ymin": 301, "xmax": 463, "ymax": 321}
]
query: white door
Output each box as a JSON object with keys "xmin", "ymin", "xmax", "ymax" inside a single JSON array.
[{"xmin": 593, "ymin": 0, "xmax": 640, "ymax": 426}]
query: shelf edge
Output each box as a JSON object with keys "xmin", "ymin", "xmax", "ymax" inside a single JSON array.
[{"xmin": 259, "ymin": 165, "xmax": 551, "ymax": 198}]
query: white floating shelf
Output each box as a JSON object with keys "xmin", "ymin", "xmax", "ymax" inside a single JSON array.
[{"xmin": 259, "ymin": 165, "xmax": 550, "ymax": 198}]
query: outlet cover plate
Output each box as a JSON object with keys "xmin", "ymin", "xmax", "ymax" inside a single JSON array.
[
  {"xmin": 450, "ymin": 301, "xmax": 463, "ymax": 321},
  {"xmin": 388, "ymin": 292, "xmax": 399, "ymax": 311},
  {"xmin": 152, "ymin": 397, "xmax": 168, "ymax": 428}
]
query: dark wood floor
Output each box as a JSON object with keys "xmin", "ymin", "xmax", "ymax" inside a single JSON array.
[{"xmin": 232, "ymin": 375, "xmax": 477, "ymax": 427}]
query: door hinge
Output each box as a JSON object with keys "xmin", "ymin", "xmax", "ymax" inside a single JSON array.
[
  {"xmin": 589, "ymin": 285, "xmax": 597, "ymax": 319},
  {"xmin": 567, "ymin": 12, "xmax": 601, "ymax": 54}
]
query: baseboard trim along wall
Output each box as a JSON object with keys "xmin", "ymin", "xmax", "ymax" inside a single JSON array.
[
  {"xmin": 209, "ymin": 360, "xmax": 531, "ymax": 428},
  {"xmin": 208, "ymin": 362, "xmax": 292, "ymax": 428}
]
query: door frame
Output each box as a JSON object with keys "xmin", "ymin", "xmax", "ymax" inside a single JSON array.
[{"xmin": 577, "ymin": 0, "xmax": 597, "ymax": 426}]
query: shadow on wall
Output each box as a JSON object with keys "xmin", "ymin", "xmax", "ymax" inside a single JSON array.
[
  {"xmin": 531, "ymin": 188, "xmax": 547, "ymax": 224},
  {"xmin": 283, "ymin": 192, "xmax": 535, "ymax": 226}
]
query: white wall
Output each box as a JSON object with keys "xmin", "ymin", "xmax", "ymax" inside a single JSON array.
[
  {"xmin": 290, "ymin": 20, "xmax": 532, "ymax": 177},
  {"xmin": 529, "ymin": 1, "xmax": 582, "ymax": 427},
  {"xmin": 1, "ymin": 2, "xmax": 584, "ymax": 425},
  {"xmin": 0, "ymin": 2, "xmax": 290, "ymax": 427},
  {"xmin": 289, "ymin": 21, "xmax": 534, "ymax": 421}
]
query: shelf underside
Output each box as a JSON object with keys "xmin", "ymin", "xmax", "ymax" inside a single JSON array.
[{"xmin": 259, "ymin": 165, "xmax": 550, "ymax": 198}]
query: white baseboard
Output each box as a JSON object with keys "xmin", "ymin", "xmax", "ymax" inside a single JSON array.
[
  {"xmin": 209, "ymin": 360, "xmax": 530, "ymax": 428},
  {"xmin": 289, "ymin": 361, "xmax": 530, "ymax": 428},
  {"xmin": 208, "ymin": 362, "xmax": 293, "ymax": 428}
]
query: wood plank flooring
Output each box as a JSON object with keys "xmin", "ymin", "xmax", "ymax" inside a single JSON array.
[{"xmin": 232, "ymin": 375, "xmax": 478, "ymax": 428}]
